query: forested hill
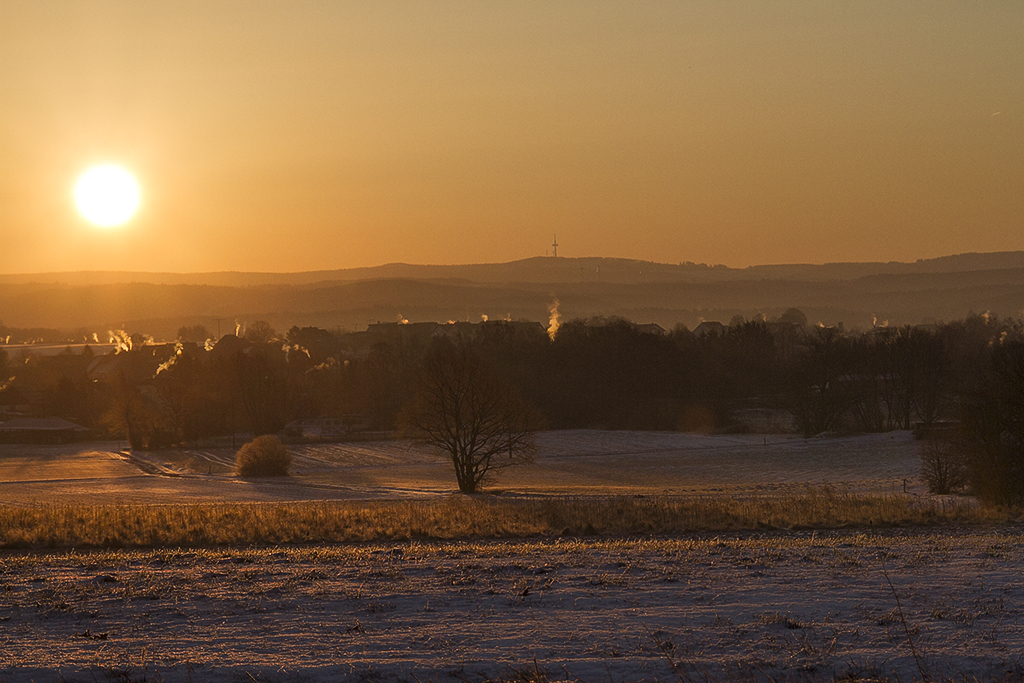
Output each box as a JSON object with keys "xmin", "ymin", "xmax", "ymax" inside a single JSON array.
[
  {"xmin": 3, "ymin": 252, "xmax": 1024, "ymax": 340},
  {"xmin": 4, "ymin": 251, "xmax": 1024, "ymax": 287}
]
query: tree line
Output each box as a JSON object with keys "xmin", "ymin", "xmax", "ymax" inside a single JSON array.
[{"xmin": 3, "ymin": 312, "xmax": 1024, "ymax": 501}]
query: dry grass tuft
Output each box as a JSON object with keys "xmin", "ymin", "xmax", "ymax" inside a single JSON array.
[{"xmin": 0, "ymin": 489, "xmax": 1009, "ymax": 550}]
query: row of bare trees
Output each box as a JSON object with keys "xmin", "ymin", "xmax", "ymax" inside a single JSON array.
[
  {"xmin": 4, "ymin": 313, "xmax": 1024, "ymax": 496},
  {"xmin": 1, "ymin": 316, "xmax": 1010, "ymax": 442},
  {"xmin": 786, "ymin": 325, "xmax": 953, "ymax": 436}
]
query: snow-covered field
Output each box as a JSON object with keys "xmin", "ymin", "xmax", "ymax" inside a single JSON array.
[
  {"xmin": 2, "ymin": 431, "xmax": 995, "ymax": 682},
  {"xmin": 1, "ymin": 530, "xmax": 1023, "ymax": 682},
  {"xmin": 0, "ymin": 430, "xmax": 923, "ymax": 505}
]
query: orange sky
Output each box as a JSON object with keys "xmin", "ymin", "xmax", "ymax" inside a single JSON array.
[{"xmin": 1, "ymin": 2, "xmax": 1022, "ymax": 274}]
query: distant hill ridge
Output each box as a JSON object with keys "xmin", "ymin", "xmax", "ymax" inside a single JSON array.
[
  {"xmin": 4, "ymin": 252, "xmax": 1024, "ymax": 338},
  {"xmin": 3, "ymin": 251, "xmax": 1024, "ymax": 287}
]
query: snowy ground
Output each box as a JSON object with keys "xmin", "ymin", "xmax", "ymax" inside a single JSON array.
[
  {"xmin": 0, "ymin": 430, "xmax": 923, "ymax": 505},
  {"xmin": 1, "ymin": 530, "xmax": 1023, "ymax": 682},
  {"xmin": 0, "ymin": 431, "xmax": 986, "ymax": 682}
]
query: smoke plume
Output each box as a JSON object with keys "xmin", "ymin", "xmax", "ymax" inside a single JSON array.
[
  {"xmin": 285, "ymin": 343, "xmax": 310, "ymax": 362},
  {"xmin": 547, "ymin": 299, "xmax": 561, "ymax": 341},
  {"xmin": 155, "ymin": 341, "xmax": 184, "ymax": 376},
  {"xmin": 108, "ymin": 330, "xmax": 132, "ymax": 353}
]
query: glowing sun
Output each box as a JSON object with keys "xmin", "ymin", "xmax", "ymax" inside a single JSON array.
[{"xmin": 74, "ymin": 164, "xmax": 141, "ymax": 227}]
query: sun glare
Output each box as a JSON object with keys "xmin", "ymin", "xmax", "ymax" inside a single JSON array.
[{"xmin": 74, "ymin": 164, "xmax": 141, "ymax": 227}]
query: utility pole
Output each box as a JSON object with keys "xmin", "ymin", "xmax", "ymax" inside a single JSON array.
[{"xmin": 552, "ymin": 234, "xmax": 558, "ymax": 258}]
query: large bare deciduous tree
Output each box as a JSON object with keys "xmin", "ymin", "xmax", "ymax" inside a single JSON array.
[
  {"xmin": 244, "ymin": 320, "xmax": 278, "ymax": 345},
  {"xmin": 406, "ymin": 339, "xmax": 536, "ymax": 494},
  {"xmin": 102, "ymin": 370, "xmax": 158, "ymax": 450}
]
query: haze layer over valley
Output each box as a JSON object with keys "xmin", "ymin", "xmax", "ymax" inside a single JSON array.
[{"xmin": 3, "ymin": 251, "xmax": 1024, "ymax": 340}]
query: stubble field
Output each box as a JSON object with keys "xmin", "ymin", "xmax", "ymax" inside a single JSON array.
[
  {"xmin": 3, "ymin": 532, "xmax": 1024, "ymax": 682},
  {"xmin": 1, "ymin": 431, "xmax": 1021, "ymax": 682}
]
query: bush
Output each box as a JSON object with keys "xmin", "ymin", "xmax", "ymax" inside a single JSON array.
[
  {"xmin": 920, "ymin": 436, "xmax": 968, "ymax": 494},
  {"xmin": 235, "ymin": 436, "xmax": 291, "ymax": 477}
]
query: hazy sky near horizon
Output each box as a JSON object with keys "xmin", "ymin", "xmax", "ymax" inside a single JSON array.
[{"xmin": 2, "ymin": 2, "xmax": 1022, "ymax": 274}]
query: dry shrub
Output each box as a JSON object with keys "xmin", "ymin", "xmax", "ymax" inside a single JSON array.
[
  {"xmin": 235, "ymin": 435, "xmax": 291, "ymax": 477},
  {"xmin": 920, "ymin": 436, "xmax": 969, "ymax": 494}
]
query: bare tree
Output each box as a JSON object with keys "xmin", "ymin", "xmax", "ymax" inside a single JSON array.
[
  {"xmin": 233, "ymin": 345, "xmax": 287, "ymax": 436},
  {"xmin": 786, "ymin": 326, "xmax": 851, "ymax": 436},
  {"xmin": 102, "ymin": 371, "xmax": 159, "ymax": 449},
  {"xmin": 406, "ymin": 339, "xmax": 536, "ymax": 494},
  {"xmin": 961, "ymin": 336, "xmax": 1024, "ymax": 504},
  {"xmin": 244, "ymin": 320, "xmax": 278, "ymax": 344},
  {"xmin": 919, "ymin": 435, "xmax": 968, "ymax": 494},
  {"xmin": 177, "ymin": 324, "xmax": 210, "ymax": 343}
]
